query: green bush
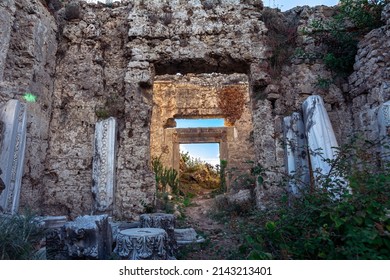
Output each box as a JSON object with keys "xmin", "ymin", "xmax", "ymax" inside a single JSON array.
[
  {"xmin": 237, "ymin": 137, "xmax": 390, "ymax": 259},
  {"xmin": 0, "ymin": 212, "xmax": 45, "ymax": 260},
  {"xmin": 308, "ymin": 0, "xmax": 387, "ymax": 76}
]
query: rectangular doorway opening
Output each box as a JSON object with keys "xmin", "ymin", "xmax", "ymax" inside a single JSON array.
[{"xmin": 179, "ymin": 143, "xmax": 221, "ymax": 196}]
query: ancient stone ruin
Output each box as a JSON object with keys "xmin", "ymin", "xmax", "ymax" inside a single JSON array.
[{"xmin": 0, "ymin": 1, "xmax": 389, "ymax": 258}]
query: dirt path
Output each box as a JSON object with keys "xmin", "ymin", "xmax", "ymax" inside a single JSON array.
[{"xmin": 178, "ymin": 194, "xmax": 241, "ymax": 260}]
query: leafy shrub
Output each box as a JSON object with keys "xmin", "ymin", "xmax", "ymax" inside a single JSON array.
[
  {"xmin": 339, "ymin": 0, "xmax": 387, "ymax": 30},
  {"xmin": 236, "ymin": 137, "xmax": 390, "ymax": 259},
  {"xmin": 0, "ymin": 212, "xmax": 45, "ymax": 260},
  {"xmin": 308, "ymin": 0, "xmax": 387, "ymax": 76}
]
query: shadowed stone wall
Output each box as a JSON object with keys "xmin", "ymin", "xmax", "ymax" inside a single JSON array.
[{"xmin": 0, "ymin": 0, "xmax": 388, "ymax": 219}]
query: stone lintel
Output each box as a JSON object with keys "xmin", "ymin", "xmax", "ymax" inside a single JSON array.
[{"xmin": 173, "ymin": 127, "xmax": 230, "ymax": 143}]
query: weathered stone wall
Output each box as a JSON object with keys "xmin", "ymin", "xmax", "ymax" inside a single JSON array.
[
  {"xmin": 252, "ymin": 4, "xmax": 389, "ymax": 206},
  {"xmin": 0, "ymin": 0, "xmax": 58, "ymax": 211},
  {"xmin": 350, "ymin": 4, "xmax": 390, "ymax": 141},
  {"xmin": 42, "ymin": 2, "xmax": 133, "ymax": 218},
  {"xmin": 151, "ymin": 73, "xmax": 255, "ymax": 179},
  {"xmin": 1, "ymin": 0, "xmax": 387, "ymax": 219},
  {"xmin": 40, "ymin": 0, "xmax": 269, "ymax": 219}
]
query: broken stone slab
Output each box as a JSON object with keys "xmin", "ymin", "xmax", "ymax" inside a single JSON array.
[
  {"xmin": 302, "ymin": 95, "xmax": 348, "ymax": 195},
  {"xmin": 378, "ymin": 100, "xmax": 390, "ymax": 162},
  {"xmin": 283, "ymin": 112, "xmax": 310, "ymax": 195},
  {"xmin": 174, "ymin": 228, "xmax": 205, "ymax": 245},
  {"xmin": 63, "ymin": 214, "xmax": 112, "ymax": 260},
  {"xmin": 92, "ymin": 117, "xmax": 117, "ymax": 214},
  {"xmin": 114, "ymin": 228, "xmax": 168, "ymax": 260},
  {"xmin": 139, "ymin": 213, "xmax": 177, "ymax": 259},
  {"xmin": 38, "ymin": 215, "xmax": 68, "ymax": 229},
  {"xmin": 0, "ymin": 100, "xmax": 27, "ymax": 214}
]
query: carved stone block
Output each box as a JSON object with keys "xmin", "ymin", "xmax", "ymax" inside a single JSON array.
[
  {"xmin": 92, "ymin": 117, "xmax": 117, "ymax": 213},
  {"xmin": 41, "ymin": 216, "xmax": 68, "ymax": 260},
  {"xmin": 63, "ymin": 215, "xmax": 112, "ymax": 260},
  {"xmin": 378, "ymin": 100, "xmax": 390, "ymax": 162},
  {"xmin": 0, "ymin": 100, "xmax": 27, "ymax": 214},
  {"xmin": 283, "ymin": 112, "xmax": 310, "ymax": 195},
  {"xmin": 114, "ymin": 228, "xmax": 168, "ymax": 260},
  {"xmin": 139, "ymin": 213, "xmax": 177, "ymax": 259}
]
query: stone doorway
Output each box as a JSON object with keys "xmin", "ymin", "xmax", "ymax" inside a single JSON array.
[{"xmin": 150, "ymin": 73, "xmax": 256, "ymax": 189}]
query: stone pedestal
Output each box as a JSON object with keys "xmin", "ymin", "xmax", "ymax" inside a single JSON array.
[
  {"xmin": 139, "ymin": 213, "xmax": 177, "ymax": 258},
  {"xmin": 114, "ymin": 228, "xmax": 168, "ymax": 260},
  {"xmin": 0, "ymin": 100, "xmax": 27, "ymax": 214},
  {"xmin": 63, "ymin": 214, "xmax": 112, "ymax": 260},
  {"xmin": 92, "ymin": 117, "xmax": 117, "ymax": 214},
  {"xmin": 283, "ymin": 112, "xmax": 310, "ymax": 195}
]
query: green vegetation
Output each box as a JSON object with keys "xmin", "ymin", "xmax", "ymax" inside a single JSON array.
[
  {"xmin": 179, "ymin": 152, "xmax": 220, "ymax": 196},
  {"xmin": 306, "ymin": 0, "xmax": 387, "ymax": 76},
  {"xmin": 229, "ymin": 136, "xmax": 390, "ymax": 259},
  {"xmin": 148, "ymin": 153, "xmax": 221, "ymax": 214},
  {"xmin": 0, "ymin": 212, "xmax": 45, "ymax": 260}
]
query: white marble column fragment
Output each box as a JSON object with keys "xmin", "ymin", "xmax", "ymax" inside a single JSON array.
[
  {"xmin": 283, "ymin": 112, "xmax": 310, "ymax": 195},
  {"xmin": 92, "ymin": 117, "xmax": 117, "ymax": 213},
  {"xmin": 0, "ymin": 99, "xmax": 27, "ymax": 214},
  {"xmin": 302, "ymin": 95, "xmax": 347, "ymax": 194},
  {"xmin": 377, "ymin": 100, "xmax": 390, "ymax": 162}
]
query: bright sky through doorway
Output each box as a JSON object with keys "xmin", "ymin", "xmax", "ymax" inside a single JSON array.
[{"xmin": 177, "ymin": 119, "xmax": 223, "ymax": 166}]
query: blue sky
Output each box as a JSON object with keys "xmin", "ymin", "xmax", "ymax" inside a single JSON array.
[
  {"xmin": 265, "ymin": 0, "xmax": 339, "ymax": 11},
  {"xmin": 177, "ymin": 119, "xmax": 223, "ymax": 166}
]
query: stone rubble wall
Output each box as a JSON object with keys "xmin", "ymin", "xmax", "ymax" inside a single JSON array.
[
  {"xmin": 40, "ymin": 0, "xmax": 269, "ymax": 219},
  {"xmin": 42, "ymin": 2, "xmax": 132, "ymax": 218},
  {"xmin": 0, "ymin": 0, "xmax": 58, "ymax": 212},
  {"xmin": 0, "ymin": 0, "xmax": 388, "ymax": 219},
  {"xmin": 252, "ymin": 4, "xmax": 389, "ymax": 206},
  {"xmin": 350, "ymin": 3, "xmax": 390, "ymax": 141}
]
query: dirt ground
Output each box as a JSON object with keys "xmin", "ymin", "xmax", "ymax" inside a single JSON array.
[{"xmin": 176, "ymin": 193, "xmax": 242, "ymax": 260}]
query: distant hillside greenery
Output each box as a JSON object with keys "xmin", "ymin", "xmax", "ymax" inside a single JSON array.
[{"xmin": 179, "ymin": 152, "xmax": 220, "ymax": 196}]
